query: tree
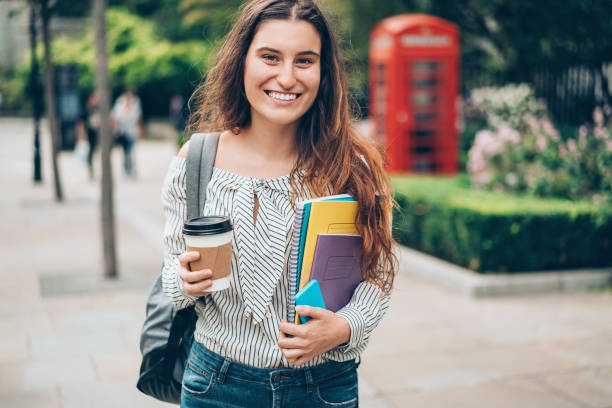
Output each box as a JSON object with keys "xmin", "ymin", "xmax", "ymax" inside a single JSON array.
[
  {"xmin": 94, "ymin": 0, "xmax": 118, "ymax": 278},
  {"xmin": 31, "ymin": 0, "xmax": 64, "ymax": 201}
]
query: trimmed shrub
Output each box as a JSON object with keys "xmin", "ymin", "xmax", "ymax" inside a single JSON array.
[{"xmin": 392, "ymin": 175, "xmax": 612, "ymax": 273}]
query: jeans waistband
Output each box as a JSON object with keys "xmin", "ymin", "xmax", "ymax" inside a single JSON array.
[{"xmin": 190, "ymin": 341, "xmax": 357, "ymax": 387}]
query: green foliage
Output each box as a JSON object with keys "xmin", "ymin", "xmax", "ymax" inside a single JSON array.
[
  {"xmin": 15, "ymin": 7, "xmax": 210, "ymax": 116},
  {"xmin": 0, "ymin": 70, "xmax": 30, "ymax": 115},
  {"xmin": 392, "ymin": 175, "xmax": 612, "ymax": 273}
]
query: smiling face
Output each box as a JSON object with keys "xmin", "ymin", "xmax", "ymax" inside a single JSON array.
[{"xmin": 243, "ymin": 19, "xmax": 322, "ymax": 130}]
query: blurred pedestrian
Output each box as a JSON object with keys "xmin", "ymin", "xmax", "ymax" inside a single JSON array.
[
  {"xmin": 111, "ymin": 88, "xmax": 144, "ymax": 176},
  {"xmin": 169, "ymin": 94, "xmax": 188, "ymax": 146},
  {"xmin": 160, "ymin": 0, "xmax": 397, "ymax": 406},
  {"xmin": 169, "ymin": 94, "xmax": 187, "ymax": 132},
  {"xmin": 75, "ymin": 91, "xmax": 100, "ymax": 179}
]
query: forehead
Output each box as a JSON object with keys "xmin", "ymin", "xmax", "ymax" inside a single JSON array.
[{"xmin": 249, "ymin": 19, "xmax": 321, "ymax": 53}]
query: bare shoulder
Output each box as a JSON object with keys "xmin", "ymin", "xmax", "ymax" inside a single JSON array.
[{"xmin": 178, "ymin": 141, "xmax": 190, "ymax": 158}]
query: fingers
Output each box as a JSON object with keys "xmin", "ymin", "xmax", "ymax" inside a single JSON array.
[
  {"xmin": 295, "ymin": 305, "xmax": 329, "ymax": 320},
  {"xmin": 279, "ymin": 320, "xmax": 305, "ymax": 338},
  {"xmin": 179, "ymin": 268, "xmax": 213, "ymax": 284},
  {"xmin": 280, "ymin": 347, "xmax": 302, "ymax": 361},
  {"xmin": 179, "ymin": 267, "xmax": 213, "ymax": 297},
  {"xmin": 277, "ymin": 329, "xmax": 306, "ymax": 349},
  {"xmin": 178, "ymin": 251, "xmax": 200, "ymax": 269},
  {"xmin": 181, "ymin": 277, "xmax": 213, "ymax": 297}
]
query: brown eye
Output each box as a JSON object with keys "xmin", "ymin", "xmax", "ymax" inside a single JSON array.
[
  {"xmin": 262, "ymin": 54, "xmax": 279, "ymax": 63},
  {"xmin": 296, "ymin": 58, "xmax": 313, "ymax": 66}
]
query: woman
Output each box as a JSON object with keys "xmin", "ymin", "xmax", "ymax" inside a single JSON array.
[{"xmin": 161, "ymin": 1, "xmax": 397, "ymax": 406}]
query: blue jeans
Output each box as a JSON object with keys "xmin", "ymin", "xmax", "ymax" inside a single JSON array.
[{"xmin": 181, "ymin": 342, "xmax": 359, "ymax": 408}]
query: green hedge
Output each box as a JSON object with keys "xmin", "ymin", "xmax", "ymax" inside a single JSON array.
[{"xmin": 392, "ymin": 175, "xmax": 612, "ymax": 273}]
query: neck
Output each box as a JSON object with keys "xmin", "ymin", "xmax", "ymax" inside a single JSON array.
[{"xmin": 239, "ymin": 115, "xmax": 299, "ymax": 161}]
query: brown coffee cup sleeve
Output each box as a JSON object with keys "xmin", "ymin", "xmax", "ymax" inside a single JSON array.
[{"xmin": 186, "ymin": 242, "xmax": 232, "ymax": 280}]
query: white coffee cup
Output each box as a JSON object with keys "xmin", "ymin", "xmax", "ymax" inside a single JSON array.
[{"xmin": 183, "ymin": 216, "xmax": 233, "ymax": 292}]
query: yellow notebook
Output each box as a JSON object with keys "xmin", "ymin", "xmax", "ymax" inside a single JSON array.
[{"xmin": 296, "ymin": 200, "xmax": 359, "ymax": 318}]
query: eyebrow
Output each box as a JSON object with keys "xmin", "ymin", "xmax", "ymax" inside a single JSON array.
[{"xmin": 255, "ymin": 47, "xmax": 320, "ymax": 58}]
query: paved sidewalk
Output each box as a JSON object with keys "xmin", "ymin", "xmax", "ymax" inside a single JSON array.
[{"xmin": 1, "ymin": 118, "xmax": 611, "ymax": 407}]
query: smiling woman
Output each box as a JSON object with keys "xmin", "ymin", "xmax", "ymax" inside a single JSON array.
[{"xmin": 159, "ymin": 1, "xmax": 397, "ymax": 407}]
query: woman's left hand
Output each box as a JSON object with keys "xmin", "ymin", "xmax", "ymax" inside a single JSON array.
[{"xmin": 277, "ymin": 305, "xmax": 351, "ymax": 366}]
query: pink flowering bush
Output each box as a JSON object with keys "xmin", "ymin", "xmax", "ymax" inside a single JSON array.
[{"xmin": 466, "ymin": 84, "xmax": 612, "ymax": 201}]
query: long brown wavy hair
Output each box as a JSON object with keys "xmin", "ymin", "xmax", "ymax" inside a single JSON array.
[{"xmin": 186, "ymin": 0, "xmax": 397, "ymax": 294}]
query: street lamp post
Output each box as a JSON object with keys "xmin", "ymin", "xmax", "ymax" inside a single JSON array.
[{"xmin": 29, "ymin": 5, "xmax": 42, "ymax": 183}]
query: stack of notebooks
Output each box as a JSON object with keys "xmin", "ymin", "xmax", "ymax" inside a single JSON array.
[{"xmin": 287, "ymin": 194, "xmax": 363, "ymax": 325}]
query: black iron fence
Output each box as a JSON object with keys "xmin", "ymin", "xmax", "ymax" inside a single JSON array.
[{"xmin": 462, "ymin": 62, "xmax": 612, "ymax": 126}]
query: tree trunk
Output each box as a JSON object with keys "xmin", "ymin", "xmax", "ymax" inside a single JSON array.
[
  {"xmin": 94, "ymin": 0, "xmax": 118, "ymax": 278},
  {"xmin": 39, "ymin": 0, "xmax": 63, "ymax": 201},
  {"xmin": 30, "ymin": 4, "xmax": 42, "ymax": 183}
]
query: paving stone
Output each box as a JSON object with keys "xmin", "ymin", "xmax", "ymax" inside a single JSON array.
[
  {"xmin": 0, "ymin": 334, "xmax": 29, "ymax": 364},
  {"xmin": 0, "ymin": 388, "xmax": 61, "ymax": 408},
  {"xmin": 60, "ymin": 380, "xmax": 175, "ymax": 408},
  {"xmin": 360, "ymin": 344, "xmax": 577, "ymax": 393},
  {"xmin": 29, "ymin": 329, "xmax": 129, "ymax": 361},
  {"xmin": 543, "ymin": 334, "xmax": 612, "ymax": 367},
  {"xmin": 385, "ymin": 378, "xmax": 580, "ymax": 408},
  {"xmin": 0, "ymin": 361, "xmax": 24, "ymax": 393},
  {"xmin": 0, "ymin": 356, "xmax": 96, "ymax": 392},
  {"xmin": 366, "ymin": 324, "xmax": 488, "ymax": 356},
  {"xmin": 91, "ymin": 350, "xmax": 141, "ymax": 382},
  {"xmin": 535, "ymin": 367, "xmax": 612, "ymax": 408}
]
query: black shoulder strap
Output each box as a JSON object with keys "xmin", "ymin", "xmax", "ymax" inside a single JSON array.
[{"xmin": 185, "ymin": 132, "xmax": 221, "ymax": 220}]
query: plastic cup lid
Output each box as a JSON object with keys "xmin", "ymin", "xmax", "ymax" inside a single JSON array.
[{"xmin": 183, "ymin": 216, "xmax": 233, "ymax": 236}]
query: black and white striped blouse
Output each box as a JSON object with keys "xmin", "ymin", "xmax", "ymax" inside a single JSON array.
[{"xmin": 161, "ymin": 156, "xmax": 390, "ymax": 368}]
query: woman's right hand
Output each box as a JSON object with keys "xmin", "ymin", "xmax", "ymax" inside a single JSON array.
[{"xmin": 178, "ymin": 251, "xmax": 213, "ymax": 297}]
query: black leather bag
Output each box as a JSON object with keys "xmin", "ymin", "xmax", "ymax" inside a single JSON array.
[{"xmin": 136, "ymin": 132, "xmax": 220, "ymax": 404}]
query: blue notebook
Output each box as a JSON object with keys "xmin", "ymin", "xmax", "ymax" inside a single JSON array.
[{"xmin": 294, "ymin": 280, "xmax": 326, "ymax": 324}]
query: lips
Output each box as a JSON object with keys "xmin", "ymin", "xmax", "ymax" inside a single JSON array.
[{"xmin": 265, "ymin": 90, "xmax": 301, "ymax": 101}]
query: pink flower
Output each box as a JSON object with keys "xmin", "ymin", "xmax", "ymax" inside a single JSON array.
[
  {"xmin": 498, "ymin": 123, "xmax": 521, "ymax": 145},
  {"xmin": 559, "ymin": 145, "xmax": 567, "ymax": 158},
  {"xmin": 536, "ymin": 135, "xmax": 548, "ymax": 152},
  {"xmin": 473, "ymin": 130, "xmax": 503, "ymax": 157},
  {"xmin": 524, "ymin": 114, "xmax": 540, "ymax": 132},
  {"xmin": 578, "ymin": 127, "xmax": 587, "ymax": 149},
  {"xmin": 567, "ymin": 138, "xmax": 578, "ymax": 154},
  {"xmin": 541, "ymin": 118, "xmax": 560, "ymax": 141},
  {"xmin": 505, "ymin": 172, "xmax": 519, "ymax": 187},
  {"xmin": 594, "ymin": 126, "xmax": 608, "ymax": 140},
  {"xmin": 606, "ymin": 140, "xmax": 612, "ymax": 153},
  {"xmin": 593, "ymin": 106, "xmax": 604, "ymax": 126}
]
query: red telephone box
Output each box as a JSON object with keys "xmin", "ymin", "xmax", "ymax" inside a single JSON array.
[{"xmin": 369, "ymin": 14, "xmax": 459, "ymax": 174}]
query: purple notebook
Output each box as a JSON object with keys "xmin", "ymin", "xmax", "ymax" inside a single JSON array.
[{"xmin": 309, "ymin": 234, "xmax": 363, "ymax": 313}]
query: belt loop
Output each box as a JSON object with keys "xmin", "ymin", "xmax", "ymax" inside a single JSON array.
[
  {"xmin": 355, "ymin": 357, "xmax": 361, "ymax": 368},
  {"xmin": 305, "ymin": 368, "xmax": 314, "ymax": 393},
  {"xmin": 217, "ymin": 358, "xmax": 231, "ymax": 384}
]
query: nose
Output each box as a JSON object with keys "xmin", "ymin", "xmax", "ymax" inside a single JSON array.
[{"xmin": 276, "ymin": 62, "xmax": 296, "ymax": 90}]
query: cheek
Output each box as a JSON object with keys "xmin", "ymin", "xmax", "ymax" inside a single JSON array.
[
  {"xmin": 304, "ymin": 71, "xmax": 321, "ymax": 98},
  {"xmin": 244, "ymin": 61, "xmax": 267, "ymax": 92}
]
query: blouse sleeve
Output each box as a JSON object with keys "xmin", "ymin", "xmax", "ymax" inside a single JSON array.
[
  {"xmin": 161, "ymin": 156, "xmax": 197, "ymax": 309},
  {"xmin": 328, "ymin": 281, "xmax": 391, "ymax": 358}
]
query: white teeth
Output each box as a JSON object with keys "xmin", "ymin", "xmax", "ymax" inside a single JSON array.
[{"xmin": 268, "ymin": 92, "xmax": 297, "ymax": 101}]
